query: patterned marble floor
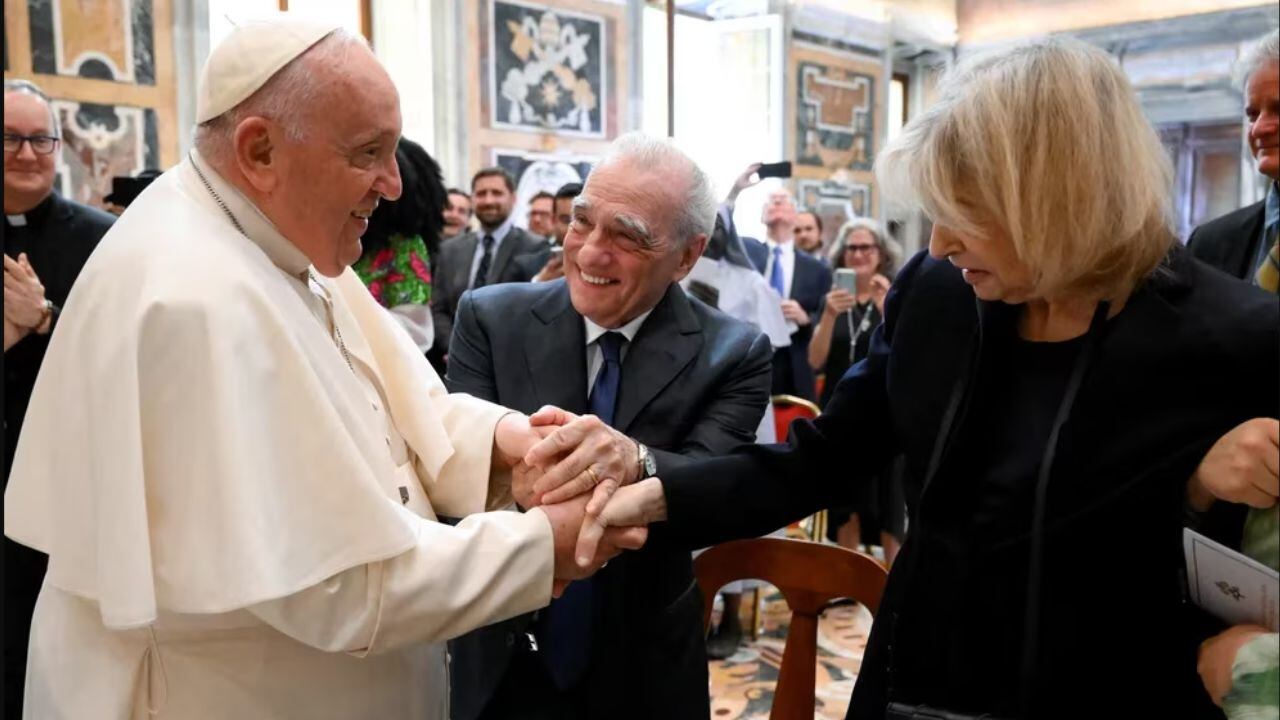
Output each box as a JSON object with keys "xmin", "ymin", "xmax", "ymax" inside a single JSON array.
[{"xmin": 707, "ymin": 588, "xmax": 876, "ymax": 719}]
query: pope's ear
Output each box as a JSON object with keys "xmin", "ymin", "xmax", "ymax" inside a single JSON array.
[{"xmin": 232, "ymin": 117, "xmax": 279, "ymax": 193}]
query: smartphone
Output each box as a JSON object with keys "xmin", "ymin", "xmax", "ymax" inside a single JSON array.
[
  {"xmin": 834, "ymin": 268, "xmax": 857, "ymax": 294},
  {"xmin": 756, "ymin": 161, "xmax": 792, "ymax": 179}
]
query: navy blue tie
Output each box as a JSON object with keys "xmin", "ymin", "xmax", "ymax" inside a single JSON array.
[
  {"xmin": 540, "ymin": 331, "xmax": 626, "ymax": 689},
  {"xmin": 768, "ymin": 245, "xmax": 785, "ymax": 297}
]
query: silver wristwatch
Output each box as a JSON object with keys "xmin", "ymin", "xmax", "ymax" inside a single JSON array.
[{"xmin": 636, "ymin": 442, "xmax": 657, "ymax": 480}]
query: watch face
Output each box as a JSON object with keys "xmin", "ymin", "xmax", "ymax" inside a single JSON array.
[{"xmin": 641, "ymin": 447, "xmax": 657, "ymax": 477}]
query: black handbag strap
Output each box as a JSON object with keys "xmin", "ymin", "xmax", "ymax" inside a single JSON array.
[{"xmin": 1016, "ymin": 300, "xmax": 1109, "ymax": 715}]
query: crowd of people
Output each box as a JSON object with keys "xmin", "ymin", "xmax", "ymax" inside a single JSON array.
[{"xmin": 2, "ymin": 13, "xmax": 1276, "ymax": 720}]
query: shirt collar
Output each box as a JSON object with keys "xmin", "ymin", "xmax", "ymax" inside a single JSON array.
[
  {"xmin": 480, "ymin": 217, "xmax": 514, "ymax": 245},
  {"xmin": 188, "ymin": 150, "xmax": 312, "ymax": 277},
  {"xmin": 1265, "ymin": 182, "xmax": 1279, "ymax": 229},
  {"xmin": 583, "ymin": 308, "xmax": 654, "ymax": 347},
  {"xmin": 766, "ymin": 237, "xmax": 795, "ymax": 255}
]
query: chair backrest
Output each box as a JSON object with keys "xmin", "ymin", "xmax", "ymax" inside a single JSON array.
[
  {"xmin": 695, "ymin": 537, "xmax": 888, "ymax": 720},
  {"xmin": 770, "ymin": 394, "xmax": 821, "ymax": 443}
]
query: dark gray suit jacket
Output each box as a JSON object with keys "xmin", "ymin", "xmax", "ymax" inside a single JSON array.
[
  {"xmin": 445, "ymin": 279, "xmax": 772, "ymax": 720},
  {"xmin": 1187, "ymin": 199, "xmax": 1266, "ymax": 281},
  {"xmin": 430, "ymin": 226, "xmax": 546, "ymax": 356}
]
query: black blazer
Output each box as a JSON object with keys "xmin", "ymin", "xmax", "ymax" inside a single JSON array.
[
  {"xmin": 430, "ymin": 226, "xmax": 546, "ymax": 356},
  {"xmin": 743, "ymin": 236, "xmax": 832, "ymax": 400},
  {"xmin": 1187, "ymin": 199, "xmax": 1267, "ymax": 281},
  {"xmin": 654, "ymin": 247, "xmax": 1278, "ymax": 719},
  {"xmin": 445, "ymin": 280, "xmax": 772, "ymax": 720}
]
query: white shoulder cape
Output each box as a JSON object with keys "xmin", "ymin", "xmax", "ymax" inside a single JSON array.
[{"xmin": 5, "ymin": 162, "xmax": 502, "ymax": 630}]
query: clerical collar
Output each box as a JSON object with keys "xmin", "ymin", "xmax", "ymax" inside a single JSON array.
[
  {"xmin": 187, "ymin": 150, "xmax": 312, "ymax": 276},
  {"xmin": 5, "ymin": 193, "xmax": 56, "ymax": 229}
]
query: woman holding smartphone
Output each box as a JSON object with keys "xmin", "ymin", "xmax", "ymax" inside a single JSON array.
[
  {"xmin": 808, "ymin": 220, "xmax": 904, "ymax": 561},
  {"xmin": 808, "ymin": 219, "xmax": 901, "ymax": 407}
]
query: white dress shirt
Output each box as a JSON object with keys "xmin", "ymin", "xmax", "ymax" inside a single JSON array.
[
  {"xmin": 763, "ymin": 238, "xmax": 797, "ymax": 299},
  {"xmin": 582, "ymin": 310, "xmax": 654, "ymax": 396}
]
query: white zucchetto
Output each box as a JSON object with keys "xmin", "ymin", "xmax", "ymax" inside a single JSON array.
[{"xmin": 196, "ymin": 15, "xmax": 340, "ymax": 124}]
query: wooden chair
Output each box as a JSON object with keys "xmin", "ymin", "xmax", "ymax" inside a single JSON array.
[{"xmin": 695, "ymin": 537, "xmax": 888, "ymax": 720}]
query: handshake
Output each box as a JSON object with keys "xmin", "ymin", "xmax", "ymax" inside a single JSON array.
[{"xmin": 494, "ymin": 407, "xmax": 669, "ymax": 597}]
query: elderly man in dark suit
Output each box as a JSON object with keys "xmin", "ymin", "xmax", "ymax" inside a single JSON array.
[
  {"xmin": 430, "ymin": 167, "xmax": 546, "ymax": 362},
  {"xmin": 446, "ymin": 133, "xmax": 772, "ymax": 720}
]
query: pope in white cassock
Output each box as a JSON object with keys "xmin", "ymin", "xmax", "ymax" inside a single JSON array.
[{"xmin": 3, "ymin": 17, "xmax": 641, "ymax": 719}]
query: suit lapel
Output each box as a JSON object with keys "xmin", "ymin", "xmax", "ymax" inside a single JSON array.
[
  {"xmin": 790, "ymin": 255, "xmax": 808, "ymax": 301},
  {"xmin": 451, "ymin": 234, "xmax": 478, "ymax": 292},
  {"xmin": 526, "ymin": 281, "xmax": 589, "ymax": 414},
  {"xmin": 744, "ymin": 238, "xmax": 768, "ymax": 274},
  {"xmin": 613, "ymin": 284, "xmax": 702, "ymax": 433},
  {"xmin": 1230, "ymin": 206, "xmax": 1267, "ymax": 279},
  {"xmin": 488, "ymin": 228, "xmax": 525, "ymax": 285}
]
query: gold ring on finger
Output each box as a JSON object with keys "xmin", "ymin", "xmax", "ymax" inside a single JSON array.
[{"xmin": 586, "ymin": 466, "xmax": 601, "ymax": 487}]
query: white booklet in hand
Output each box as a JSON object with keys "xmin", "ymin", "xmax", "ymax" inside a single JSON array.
[{"xmin": 1184, "ymin": 527, "xmax": 1280, "ymax": 631}]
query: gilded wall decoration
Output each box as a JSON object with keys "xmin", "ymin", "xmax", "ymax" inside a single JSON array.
[
  {"xmin": 795, "ymin": 60, "xmax": 875, "ymax": 172},
  {"xmin": 52, "ymin": 99, "xmax": 158, "ymax": 207},
  {"xmin": 28, "ymin": 0, "xmax": 155, "ymax": 84},
  {"xmin": 489, "ymin": 0, "xmax": 607, "ymax": 138}
]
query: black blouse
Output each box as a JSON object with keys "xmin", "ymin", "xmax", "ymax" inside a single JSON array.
[{"xmin": 819, "ymin": 300, "xmax": 881, "ymax": 407}]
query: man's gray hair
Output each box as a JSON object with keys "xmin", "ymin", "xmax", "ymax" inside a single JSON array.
[
  {"xmin": 194, "ymin": 29, "xmax": 368, "ymax": 158},
  {"xmin": 3, "ymin": 79, "xmax": 61, "ymax": 138},
  {"xmin": 601, "ymin": 132, "xmax": 717, "ymax": 245},
  {"xmin": 1233, "ymin": 29, "xmax": 1279, "ymax": 90}
]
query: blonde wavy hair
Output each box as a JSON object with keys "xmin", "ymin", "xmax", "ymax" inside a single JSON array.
[{"xmin": 876, "ymin": 37, "xmax": 1175, "ymax": 299}]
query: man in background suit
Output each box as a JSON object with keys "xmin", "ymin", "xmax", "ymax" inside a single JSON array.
[
  {"xmin": 446, "ymin": 133, "xmax": 772, "ymax": 720},
  {"xmin": 1188, "ymin": 31, "xmax": 1278, "ymax": 284},
  {"xmin": 727, "ymin": 168, "xmax": 831, "ymax": 401},
  {"xmin": 442, "ymin": 187, "xmax": 473, "ymax": 240},
  {"xmin": 431, "ymin": 167, "xmax": 545, "ymax": 362}
]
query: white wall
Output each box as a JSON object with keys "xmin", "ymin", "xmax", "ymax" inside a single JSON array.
[{"xmin": 642, "ymin": 8, "xmax": 785, "ymax": 240}]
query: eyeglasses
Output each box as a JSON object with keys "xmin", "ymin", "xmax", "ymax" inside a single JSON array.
[
  {"xmin": 844, "ymin": 243, "xmax": 878, "ymax": 254},
  {"xmin": 3, "ymin": 133, "xmax": 60, "ymax": 155}
]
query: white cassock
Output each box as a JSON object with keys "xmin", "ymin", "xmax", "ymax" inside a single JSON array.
[{"xmin": 4, "ymin": 151, "xmax": 555, "ymax": 719}]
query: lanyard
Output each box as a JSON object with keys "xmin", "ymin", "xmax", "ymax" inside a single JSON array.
[{"xmin": 845, "ymin": 302, "xmax": 875, "ymax": 358}]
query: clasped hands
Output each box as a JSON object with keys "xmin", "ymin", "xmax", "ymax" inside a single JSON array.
[
  {"xmin": 4, "ymin": 253, "xmax": 51, "ymax": 349},
  {"xmin": 494, "ymin": 408, "xmax": 660, "ymax": 597}
]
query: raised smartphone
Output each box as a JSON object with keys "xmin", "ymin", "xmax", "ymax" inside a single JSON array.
[{"xmin": 834, "ymin": 268, "xmax": 857, "ymax": 294}]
